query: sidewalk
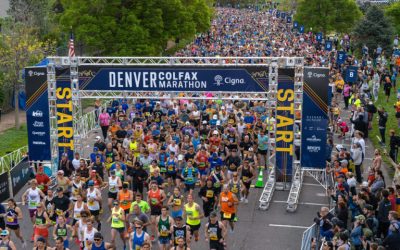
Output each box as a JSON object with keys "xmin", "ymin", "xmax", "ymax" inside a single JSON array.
[{"xmin": 0, "ymin": 110, "xmax": 26, "ymax": 134}]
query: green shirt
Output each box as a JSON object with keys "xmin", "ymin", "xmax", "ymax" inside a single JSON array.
[{"xmin": 129, "ymin": 200, "xmax": 150, "ymax": 214}]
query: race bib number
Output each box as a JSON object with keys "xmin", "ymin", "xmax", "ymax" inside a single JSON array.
[
  {"xmin": 88, "ymin": 200, "xmax": 95, "ymax": 206},
  {"xmin": 29, "ymin": 201, "xmax": 37, "ymax": 207},
  {"xmin": 174, "ymin": 199, "xmax": 181, "ymax": 206},
  {"xmin": 160, "ymin": 230, "xmax": 169, "ymax": 237},
  {"xmin": 223, "ymin": 212, "xmax": 232, "ymax": 219},
  {"xmin": 206, "ymin": 190, "xmax": 214, "ymax": 198},
  {"xmin": 6, "ymin": 216, "xmax": 14, "ymax": 223},
  {"xmin": 122, "ymin": 200, "xmax": 128, "ymax": 206},
  {"xmin": 242, "ymin": 176, "xmax": 248, "ymax": 182},
  {"xmin": 151, "ymin": 198, "xmax": 158, "ymax": 205},
  {"xmin": 112, "ymin": 217, "xmax": 120, "ymax": 223},
  {"xmin": 186, "ymin": 177, "xmax": 193, "ymax": 182},
  {"xmin": 56, "ymin": 209, "xmax": 63, "ymax": 216},
  {"xmin": 231, "ymin": 187, "xmax": 238, "ymax": 193},
  {"xmin": 209, "ymin": 233, "xmax": 218, "ymax": 241},
  {"xmin": 168, "ymin": 166, "xmax": 174, "ymax": 171},
  {"xmin": 110, "ymin": 186, "xmax": 116, "ymax": 192},
  {"xmin": 214, "ymin": 182, "xmax": 220, "ymax": 188},
  {"xmin": 75, "ymin": 212, "xmax": 81, "ymax": 219},
  {"xmin": 38, "ymin": 185, "xmax": 44, "ymax": 190}
]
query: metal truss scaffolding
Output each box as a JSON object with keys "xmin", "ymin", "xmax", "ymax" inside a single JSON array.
[
  {"xmin": 47, "ymin": 62, "xmax": 58, "ymax": 174},
  {"xmin": 286, "ymin": 59, "xmax": 305, "ymax": 212},
  {"xmin": 46, "ymin": 57, "xmax": 305, "ymax": 211}
]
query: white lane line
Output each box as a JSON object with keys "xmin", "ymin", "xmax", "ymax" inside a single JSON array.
[
  {"xmin": 272, "ymin": 200, "xmax": 329, "ymax": 206},
  {"xmin": 302, "ymin": 183, "xmax": 322, "ymax": 187},
  {"xmin": 268, "ymin": 224, "xmax": 309, "ymax": 229}
]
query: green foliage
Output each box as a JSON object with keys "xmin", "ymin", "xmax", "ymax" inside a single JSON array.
[
  {"xmin": 385, "ymin": 1, "xmax": 400, "ymax": 35},
  {"xmin": 0, "ymin": 124, "xmax": 28, "ymax": 156},
  {"xmin": 57, "ymin": 0, "xmax": 212, "ymax": 56},
  {"xmin": 352, "ymin": 5, "xmax": 394, "ymax": 55},
  {"xmin": 295, "ymin": 0, "xmax": 362, "ymax": 34}
]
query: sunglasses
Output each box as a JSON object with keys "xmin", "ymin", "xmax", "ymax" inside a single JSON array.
[
  {"xmin": 94, "ymin": 239, "xmax": 101, "ymax": 241},
  {"xmin": 113, "ymin": 203, "xmax": 119, "ymax": 206},
  {"xmin": 135, "ymin": 226, "xmax": 142, "ymax": 229}
]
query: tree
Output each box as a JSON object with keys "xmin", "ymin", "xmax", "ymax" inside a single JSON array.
[
  {"xmin": 386, "ymin": 1, "xmax": 400, "ymax": 35},
  {"xmin": 295, "ymin": 0, "xmax": 362, "ymax": 34},
  {"xmin": 0, "ymin": 20, "xmax": 53, "ymax": 129},
  {"xmin": 57, "ymin": 0, "xmax": 212, "ymax": 56},
  {"xmin": 353, "ymin": 5, "xmax": 394, "ymax": 55}
]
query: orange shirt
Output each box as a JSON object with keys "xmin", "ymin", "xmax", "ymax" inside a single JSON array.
[
  {"xmin": 220, "ymin": 191, "xmax": 236, "ymax": 214},
  {"xmin": 118, "ymin": 190, "xmax": 132, "ymax": 210}
]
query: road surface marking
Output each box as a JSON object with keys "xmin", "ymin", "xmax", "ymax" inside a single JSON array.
[
  {"xmin": 272, "ymin": 200, "xmax": 329, "ymax": 206},
  {"xmin": 268, "ymin": 224, "xmax": 309, "ymax": 229},
  {"xmin": 303, "ymin": 183, "xmax": 322, "ymax": 187}
]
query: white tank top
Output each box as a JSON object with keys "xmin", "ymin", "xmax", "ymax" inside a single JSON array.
[
  {"xmin": 87, "ymin": 189, "xmax": 100, "ymax": 210},
  {"xmin": 108, "ymin": 176, "xmax": 119, "ymax": 193},
  {"xmin": 73, "ymin": 202, "xmax": 85, "ymax": 220},
  {"xmin": 71, "ymin": 181, "xmax": 83, "ymax": 200},
  {"xmin": 27, "ymin": 188, "xmax": 41, "ymax": 209},
  {"xmin": 77, "ymin": 220, "xmax": 87, "ymax": 241},
  {"xmin": 83, "ymin": 228, "xmax": 97, "ymax": 250}
]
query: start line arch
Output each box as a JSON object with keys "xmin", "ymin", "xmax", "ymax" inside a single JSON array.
[{"xmin": 25, "ymin": 57, "xmax": 329, "ymax": 212}]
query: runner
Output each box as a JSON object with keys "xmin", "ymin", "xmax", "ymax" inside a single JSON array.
[
  {"xmin": 108, "ymin": 201, "xmax": 126, "ymax": 249},
  {"xmin": 35, "ymin": 165, "xmax": 51, "ymax": 194},
  {"xmin": 82, "ymin": 218, "xmax": 98, "ymax": 250},
  {"xmin": 181, "ymin": 161, "xmax": 200, "ymax": 195},
  {"xmin": 52, "ymin": 215, "xmax": 73, "ymax": 249},
  {"xmin": 128, "ymin": 220, "xmax": 151, "ymax": 250},
  {"xmin": 170, "ymin": 216, "xmax": 190, "ymax": 248},
  {"xmin": 54, "ymin": 236, "xmax": 71, "ymax": 250},
  {"xmin": 204, "ymin": 212, "xmax": 227, "ymax": 250},
  {"xmin": 195, "ymin": 147, "xmax": 210, "ymax": 187},
  {"xmin": 72, "ymin": 211, "xmax": 89, "ymax": 249},
  {"xmin": 107, "ymin": 170, "xmax": 122, "ymax": 211},
  {"xmin": 147, "ymin": 181, "xmax": 166, "ymax": 242},
  {"xmin": 169, "ymin": 237, "xmax": 191, "ymax": 250},
  {"xmin": 167, "ymin": 187, "xmax": 184, "ymax": 219},
  {"xmin": 219, "ymin": 184, "xmax": 239, "ymax": 234},
  {"xmin": 129, "ymin": 193, "xmax": 150, "ymax": 215},
  {"xmin": 240, "ymin": 159, "xmax": 256, "ymax": 204},
  {"xmin": 199, "ymin": 178, "xmax": 217, "ymax": 218},
  {"xmin": 33, "ymin": 202, "xmax": 51, "ymax": 246},
  {"xmin": 21, "ymin": 180, "xmax": 45, "ymax": 224},
  {"xmin": 86, "ymin": 181, "xmax": 102, "ymax": 231},
  {"xmin": 156, "ymin": 206, "xmax": 174, "ymax": 250},
  {"xmin": 72, "ymin": 193, "xmax": 90, "ymax": 225},
  {"xmin": 5, "ymin": 199, "xmax": 25, "ymax": 246},
  {"xmin": 44, "ymin": 190, "xmax": 56, "ymax": 226},
  {"xmin": 70, "ymin": 174, "xmax": 86, "ymax": 203},
  {"xmin": 88, "ymin": 232, "xmax": 113, "ymax": 250},
  {"xmin": 118, "ymin": 182, "xmax": 134, "ymax": 216},
  {"xmin": 0, "ymin": 229, "xmax": 17, "ymax": 250},
  {"xmin": 183, "ymin": 194, "xmax": 203, "ymax": 242}
]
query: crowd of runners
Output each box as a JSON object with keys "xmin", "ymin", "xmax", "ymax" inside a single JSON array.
[{"xmin": 0, "ymin": 4, "xmax": 400, "ymax": 250}]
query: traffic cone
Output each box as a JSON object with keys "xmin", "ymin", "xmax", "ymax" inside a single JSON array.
[{"xmin": 255, "ymin": 167, "xmax": 264, "ymax": 188}]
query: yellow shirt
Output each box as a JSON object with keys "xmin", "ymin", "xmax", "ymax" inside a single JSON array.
[
  {"xmin": 335, "ymin": 79, "xmax": 344, "ymax": 90},
  {"xmin": 185, "ymin": 203, "xmax": 200, "ymax": 226}
]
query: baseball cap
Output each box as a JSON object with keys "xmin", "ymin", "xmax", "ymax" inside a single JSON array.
[
  {"xmin": 178, "ymin": 155, "xmax": 184, "ymax": 161},
  {"xmin": 185, "ymin": 121, "xmax": 190, "ymax": 125},
  {"xmin": 88, "ymin": 180, "xmax": 94, "ymax": 186},
  {"xmin": 202, "ymin": 120, "xmax": 207, "ymax": 124},
  {"xmin": 0, "ymin": 230, "xmax": 9, "ymax": 236},
  {"xmin": 213, "ymin": 114, "xmax": 218, "ymax": 120},
  {"xmin": 56, "ymin": 187, "xmax": 63, "ymax": 192},
  {"xmin": 361, "ymin": 181, "xmax": 369, "ymax": 188},
  {"xmin": 93, "ymin": 147, "xmax": 99, "ymax": 152},
  {"xmin": 110, "ymin": 170, "xmax": 116, "ymax": 176},
  {"xmin": 57, "ymin": 170, "xmax": 64, "ymax": 175},
  {"xmin": 340, "ymin": 159, "xmax": 348, "ymax": 165},
  {"xmin": 175, "ymin": 216, "xmax": 183, "ymax": 221},
  {"xmin": 213, "ymin": 130, "xmax": 219, "ymax": 135},
  {"xmin": 355, "ymin": 215, "xmax": 366, "ymax": 221},
  {"xmin": 37, "ymin": 237, "xmax": 46, "ymax": 243},
  {"xmin": 365, "ymin": 204, "xmax": 374, "ymax": 211},
  {"xmin": 216, "ymin": 121, "xmax": 221, "ymax": 126},
  {"xmin": 212, "ymin": 153, "xmax": 218, "ymax": 157},
  {"xmin": 249, "ymin": 147, "xmax": 254, "ymax": 152},
  {"xmin": 95, "ymin": 136, "xmax": 101, "ymax": 140}
]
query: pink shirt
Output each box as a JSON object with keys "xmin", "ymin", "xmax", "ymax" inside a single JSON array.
[{"xmin": 99, "ymin": 113, "xmax": 110, "ymax": 126}]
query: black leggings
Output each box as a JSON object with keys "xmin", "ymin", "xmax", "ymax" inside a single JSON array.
[{"xmin": 101, "ymin": 125, "xmax": 109, "ymax": 139}]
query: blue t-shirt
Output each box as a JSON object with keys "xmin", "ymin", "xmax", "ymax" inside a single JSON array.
[
  {"xmin": 109, "ymin": 162, "xmax": 127, "ymax": 171},
  {"xmin": 182, "ymin": 167, "xmax": 198, "ymax": 184},
  {"xmin": 257, "ymin": 134, "xmax": 268, "ymax": 151}
]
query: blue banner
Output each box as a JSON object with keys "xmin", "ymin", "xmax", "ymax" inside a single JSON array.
[
  {"xmin": 301, "ymin": 68, "xmax": 329, "ymax": 168},
  {"xmin": 336, "ymin": 51, "xmax": 347, "ymax": 65},
  {"xmin": 80, "ymin": 68, "xmax": 268, "ymax": 92},
  {"xmin": 325, "ymin": 41, "xmax": 333, "ymax": 51},
  {"xmin": 345, "ymin": 66, "xmax": 358, "ymax": 83},
  {"xmin": 394, "ymin": 49, "xmax": 400, "ymax": 56},
  {"xmin": 25, "ymin": 67, "xmax": 51, "ymax": 161},
  {"xmin": 56, "ymin": 78, "xmax": 74, "ymax": 160},
  {"xmin": 316, "ymin": 32, "xmax": 323, "ymax": 42},
  {"xmin": 287, "ymin": 16, "xmax": 292, "ymax": 23},
  {"xmin": 299, "ymin": 25, "xmax": 305, "ymax": 34},
  {"xmin": 276, "ymin": 75, "xmax": 295, "ymax": 182},
  {"xmin": 281, "ymin": 12, "xmax": 286, "ymax": 19},
  {"xmin": 293, "ymin": 21, "xmax": 299, "ymax": 29},
  {"xmin": 276, "ymin": 10, "xmax": 281, "ymax": 18},
  {"xmin": 269, "ymin": 9, "xmax": 273, "ymax": 14}
]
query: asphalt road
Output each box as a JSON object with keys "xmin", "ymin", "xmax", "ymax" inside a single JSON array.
[{"xmin": 6, "ymin": 104, "xmax": 382, "ymax": 250}]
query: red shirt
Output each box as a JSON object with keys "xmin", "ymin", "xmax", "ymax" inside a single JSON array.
[{"xmin": 36, "ymin": 173, "xmax": 50, "ymax": 193}]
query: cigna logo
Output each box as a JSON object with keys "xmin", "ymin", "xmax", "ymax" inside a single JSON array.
[
  {"xmin": 28, "ymin": 70, "xmax": 45, "ymax": 77},
  {"xmin": 213, "ymin": 75, "xmax": 245, "ymax": 86}
]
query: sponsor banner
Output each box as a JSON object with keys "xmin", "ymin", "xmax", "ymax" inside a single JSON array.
[
  {"xmin": 301, "ymin": 68, "xmax": 329, "ymax": 169},
  {"xmin": 10, "ymin": 157, "xmax": 31, "ymax": 195},
  {"xmin": 56, "ymin": 72, "xmax": 74, "ymax": 160},
  {"xmin": 275, "ymin": 69, "xmax": 295, "ymax": 182},
  {"xmin": 345, "ymin": 66, "xmax": 358, "ymax": 83},
  {"xmin": 287, "ymin": 16, "xmax": 292, "ymax": 23},
  {"xmin": 76, "ymin": 66, "xmax": 269, "ymax": 92},
  {"xmin": 299, "ymin": 25, "xmax": 305, "ymax": 34},
  {"xmin": 280, "ymin": 12, "xmax": 286, "ymax": 19},
  {"xmin": 325, "ymin": 41, "xmax": 333, "ymax": 51},
  {"xmin": 0, "ymin": 172, "xmax": 10, "ymax": 202},
  {"xmin": 316, "ymin": 32, "xmax": 323, "ymax": 42},
  {"xmin": 25, "ymin": 67, "xmax": 51, "ymax": 161},
  {"xmin": 276, "ymin": 10, "xmax": 281, "ymax": 18},
  {"xmin": 337, "ymin": 51, "xmax": 347, "ymax": 65},
  {"xmin": 293, "ymin": 21, "xmax": 299, "ymax": 29}
]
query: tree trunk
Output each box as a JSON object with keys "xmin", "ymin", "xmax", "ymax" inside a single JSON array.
[{"xmin": 14, "ymin": 85, "xmax": 20, "ymax": 130}]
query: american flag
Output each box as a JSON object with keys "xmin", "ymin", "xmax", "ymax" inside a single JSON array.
[{"xmin": 68, "ymin": 32, "xmax": 75, "ymax": 57}]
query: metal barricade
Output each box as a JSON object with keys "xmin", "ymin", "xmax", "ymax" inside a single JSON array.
[
  {"xmin": 0, "ymin": 146, "xmax": 28, "ymax": 174},
  {"xmin": 301, "ymin": 223, "xmax": 319, "ymax": 250}
]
